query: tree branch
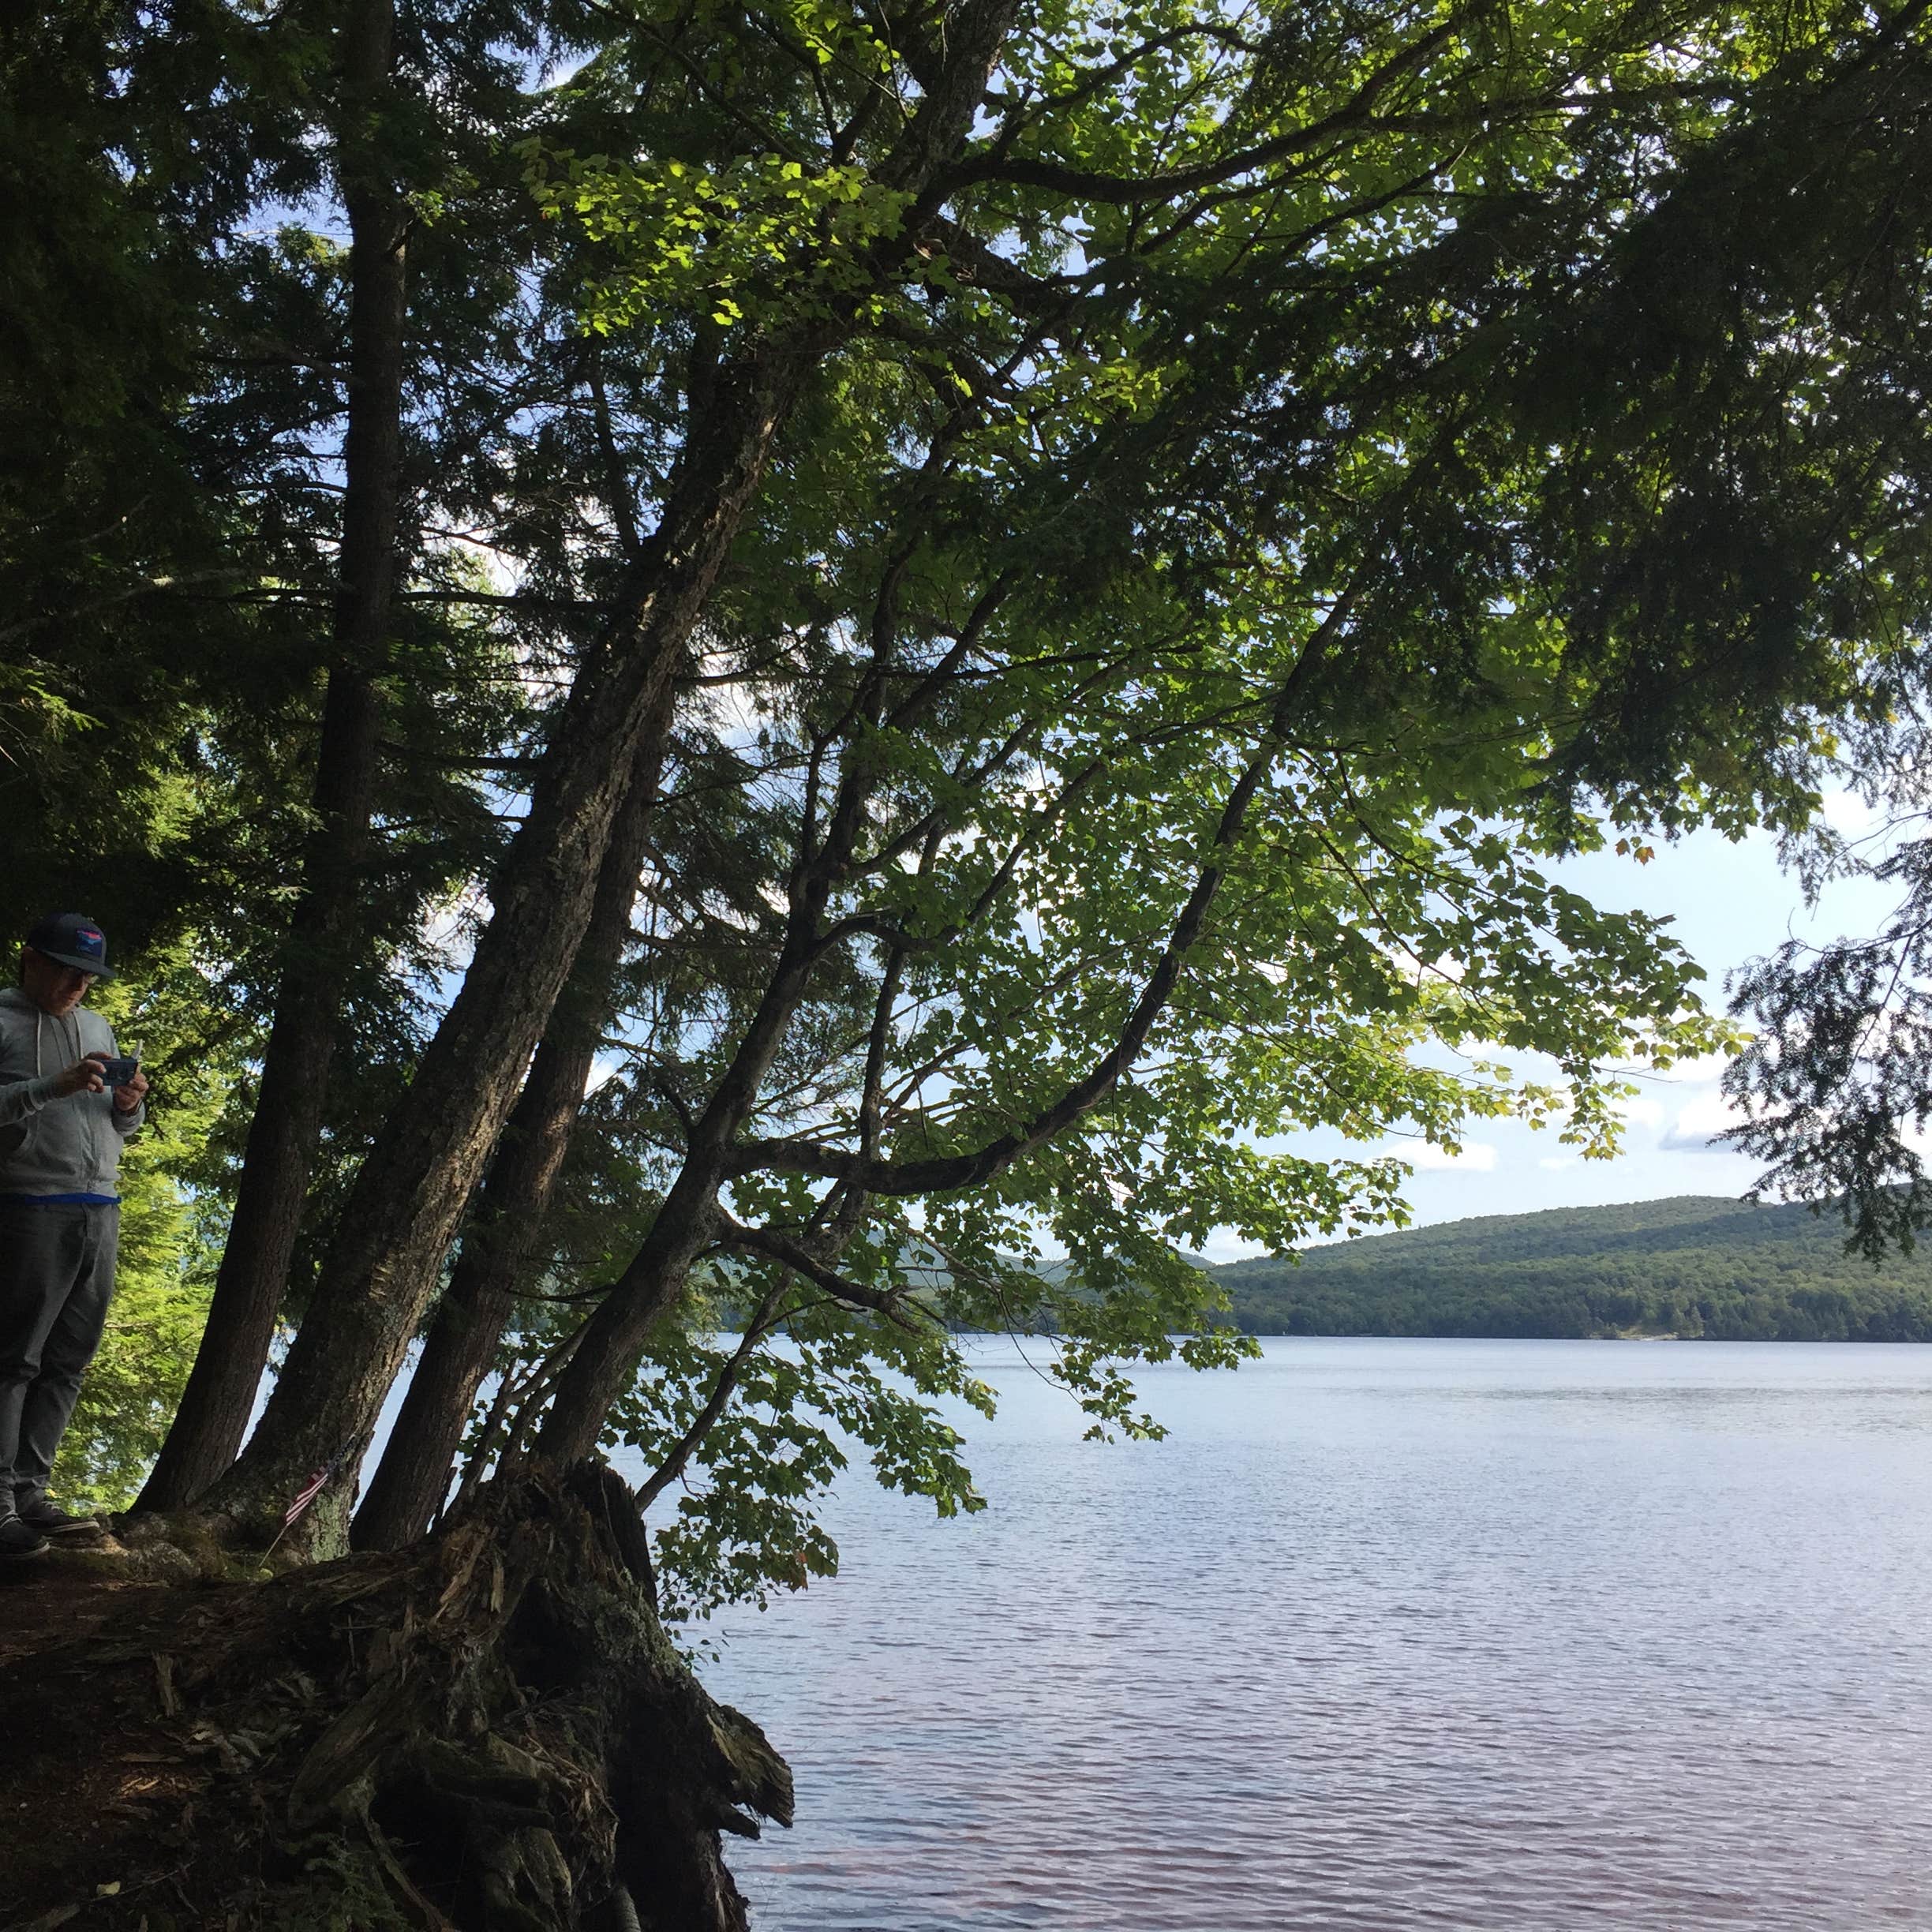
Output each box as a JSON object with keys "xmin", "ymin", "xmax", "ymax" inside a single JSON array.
[
  {"xmin": 633, "ymin": 1281, "xmax": 787, "ymax": 1511},
  {"xmin": 732, "ymin": 592, "xmax": 1360, "ymax": 1196},
  {"xmin": 715, "ymin": 1214, "xmax": 928, "ymax": 1329}
]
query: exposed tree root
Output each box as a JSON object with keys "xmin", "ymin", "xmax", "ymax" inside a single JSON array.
[{"xmin": 0, "ymin": 1464, "xmax": 790, "ymax": 1931}]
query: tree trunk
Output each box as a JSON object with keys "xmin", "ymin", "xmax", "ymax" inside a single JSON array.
[
  {"xmin": 537, "ymin": 792, "xmax": 859, "ymax": 1462},
  {"xmin": 197, "ymin": 349, "xmax": 813, "ymax": 1544},
  {"xmin": 4, "ymin": 1465, "xmax": 791, "ymax": 1930},
  {"xmin": 194, "ymin": 0, "xmax": 1021, "ymax": 1542},
  {"xmin": 137, "ymin": 0, "xmax": 408, "ymax": 1511},
  {"xmin": 351, "ymin": 728, "xmax": 669, "ymax": 1552},
  {"xmin": 536, "ymin": 573, "xmax": 912, "ymax": 1463}
]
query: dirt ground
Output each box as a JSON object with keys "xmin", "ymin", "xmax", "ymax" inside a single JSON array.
[
  {"xmin": 0, "ymin": 1547, "xmax": 172, "ymax": 1665},
  {"xmin": 0, "ymin": 1552, "xmax": 239, "ymax": 1931}
]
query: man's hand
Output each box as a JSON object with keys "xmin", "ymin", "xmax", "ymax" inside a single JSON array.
[
  {"xmin": 53, "ymin": 1053, "xmax": 108, "ymax": 1099},
  {"xmin": 113, "ymin": 1062, "xmax": 149, "ymax": 1114}
]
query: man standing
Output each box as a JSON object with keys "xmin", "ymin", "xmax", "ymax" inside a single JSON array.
[{"xmin": 0, "ymin": 913, "xmax": 149, "ymax": 1557}]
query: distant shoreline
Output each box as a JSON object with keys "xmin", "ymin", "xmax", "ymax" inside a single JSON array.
[
  {"xmin": 1210, "ymin": 1194, "xmax": 1932, "ymax": 1344},
  {"xmin": 1219, "ymin": 1328, "xmax": 1921, "ymax": 1342},
  {"xmin": 1222, "ymin": 1328, "xmax": 1927, "ymax": 1342}
]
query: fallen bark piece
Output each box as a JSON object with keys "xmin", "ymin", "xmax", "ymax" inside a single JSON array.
[{"xmin": 0, "ymin": 1462, "xmax": 792, "ymax": 1930}]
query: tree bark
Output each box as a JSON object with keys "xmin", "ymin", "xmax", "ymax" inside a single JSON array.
[
  {"xmin": 194, "ymin": 0, "xmax": 1022, "ymax": 1541},
  {"xmin": 350, "ymin": 724, "xmax": 670, "ymax": 1552},
  {"xmin": 536, "ymin": 637, "xmax": 893, "ymax": 1462},
  {"xmin": 198, "ymin": 352, "xmax": 806, "ymax": 1540},
  {"xmin": 138, "ymin": 0, "xmax": 409, "ymax": 1511},
  {"xmin": 534, "ymin": 953, "xmax": 818, "ymax": 1465}
]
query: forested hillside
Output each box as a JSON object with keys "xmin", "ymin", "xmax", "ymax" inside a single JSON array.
[{"xmin": 1214, "ymin": 1198, "xmax": 1932, "ymax": 1341}]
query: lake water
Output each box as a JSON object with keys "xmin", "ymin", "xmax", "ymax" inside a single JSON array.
[{"xmin": 694, "ymin": 1338, "xmax": 1932, "ymax": 1930}]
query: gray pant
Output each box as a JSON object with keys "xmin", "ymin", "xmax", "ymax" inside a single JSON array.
[{"xmin": 0, "ymin": 1200, "xmax": 117, "ymax": 1511}]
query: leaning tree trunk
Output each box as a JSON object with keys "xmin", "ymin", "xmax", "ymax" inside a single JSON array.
[
  {"xmin": 195, "ymin": 347, "xmax": 812, "ymax": 1546},
  {"xmin": 5, "ymin": 1465, "xmax": 791, "ymax": 1930},
  {"xmin": 535, "ymin": 930, "xmax": 823, "ymax": 1465},
  {"xmin": 351, "ymin": 732, "xmax": 670, "ymax": 1552},
  {"xmin": 195, "ymin": 0, "xmax": 1024, "ymax": 1544},
  {"xmin": 138, "ymin": 0, "xmax": 410, "ymax": 1511},
  {"xmin": 537, "ymin": 585, "xmax": 909, "ymax": 1462}
]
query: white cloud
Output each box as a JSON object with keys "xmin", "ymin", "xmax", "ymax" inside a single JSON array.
[
  {"xmin": 1617, "ymin": 1095, "xmax": 1667, "ymax": 1129},
  {"xmin": 1660, "ymin": 1091, "xmax": 1742, "ymax": 1151},
  {"xmin": 1390, "ymin": 1139, "xmax": 1498, "ymax": 1172},
  {"xmin": 1538, "ymin": 1155, "xmax": 1576, "ymax": 1172},
  {"xmin": 1196, "ymin": 1232, "xmax": 1269, "ymax": 1264},
  {"xmin": 1654, "ymin": 1050, "xmax": 1734, "ymax": 1083},
  {"xmin": 1821, "ymin": 788, "xmax": 1881, "ymax": 839},
  {"xmin": 1608, "ymin": 1049, "xmax": 1735, "ymax": 1082}
]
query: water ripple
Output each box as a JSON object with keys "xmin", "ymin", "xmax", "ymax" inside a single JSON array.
[{"xmin": 691, "ymin": 1339, "xmax": 1932, "ymax": 1930}]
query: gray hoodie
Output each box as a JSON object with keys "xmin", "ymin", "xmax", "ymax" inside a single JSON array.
[{"xmin": 0, "ymin": 985, "xmax": 144, "ymax": 1199}]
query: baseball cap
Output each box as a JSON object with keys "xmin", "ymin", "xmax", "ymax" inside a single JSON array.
[{"xmin": 24, "ymin": 912, "xmax": 114, "ymax": 981}]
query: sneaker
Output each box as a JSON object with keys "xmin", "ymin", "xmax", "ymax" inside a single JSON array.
[
  {"xmin": 17, "ymin": 1498, "xmax": 101, "ymax": 1541},
  {"xmin": 0, "ymin": 1515, "xmax": 49, "ymax": 1559}
]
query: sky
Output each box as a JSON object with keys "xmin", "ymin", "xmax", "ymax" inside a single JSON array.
[{"xmin": 1195, "ymin": 796, "xmax": 1904, "ymax": 1264}]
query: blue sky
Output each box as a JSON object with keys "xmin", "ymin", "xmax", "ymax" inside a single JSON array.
[{"xmin": 1197, "ymin": 799, "xmax": 1904, "ymax": 1262}]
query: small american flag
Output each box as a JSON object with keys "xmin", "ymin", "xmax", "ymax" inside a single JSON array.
[
  {"xmin": 282, "ymin": 1443, "xmax": 352, "ymax": 1528},
  {"xmin": 282, "ymin": 1466, "xmax": 331, "ymax": 1528}
]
